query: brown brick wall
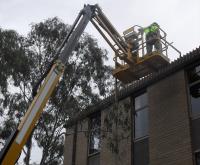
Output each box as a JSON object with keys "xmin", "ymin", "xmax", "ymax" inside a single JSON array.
[
  {"xmin": 100, "ymin": 107, "xmax": 114, "ymax": 165},
  {"xmin": 75, "ymin": 119, "xmax": 89, "ymax": 165},
  {"xmin": 64, "ymin": 119, "xmax": 89, "ymax": 165},
  {"xmin": 63, "ymin": 128, "xmax": 75, "ymax": 165},
  {"xmin": 64, "ymin": 69, "xmax": 195, "ymax": 165},
  {"xmin": 100, "ymin": 97, "xmax": 132, "ymax": 165},
  {"xmin": 148, "ymin": 70, "xmax": 193, "ymax": 165}
]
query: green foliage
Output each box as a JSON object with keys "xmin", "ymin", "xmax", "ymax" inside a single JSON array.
[
  {"xmin": 0, "ymin": 28, "xmax": 30, "ymax": 94},
  {"xmin": 0, "ymin": 28, "xmax": 31, "ymax": 154},
  {"xmin": 0, "ymin": 17, "xmax": 114, "ymax": 164},
  {"xmin": 28, "ymin": 17, "xmax": 113, "ymax": 164},
  {"xmin": 103, "ymin": 99, "xmax": 132, "ymax": 155},
  {"xmin": 1, "ymin": 119, "xmax": 16, "ymax": 139}
]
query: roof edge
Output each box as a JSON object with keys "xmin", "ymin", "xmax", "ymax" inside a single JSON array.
[{"xmin": 65, "ymin": 46, "xmax": 200, "ymax": 128}]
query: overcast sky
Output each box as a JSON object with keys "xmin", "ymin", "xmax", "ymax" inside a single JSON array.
[
  {"xmin": 0, "ymin": 0, "xmax": 200, "ymax": 163},
  {"xmin": 1, "ymin": 0, "xmax": 200, "ymax": 60}
]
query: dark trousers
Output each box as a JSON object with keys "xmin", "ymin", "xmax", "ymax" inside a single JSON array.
[{"xmin": 146, "ymin": 34, "xmax": 162, "ymax": 54}]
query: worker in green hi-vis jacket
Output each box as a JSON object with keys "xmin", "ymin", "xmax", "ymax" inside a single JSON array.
[{"xmin": 141, "ymin": 22, "xmax": 162, "ymax": 54}]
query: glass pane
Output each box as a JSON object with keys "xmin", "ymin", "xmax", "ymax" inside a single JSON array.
[
  {"xmin": 89, "ymin": 130, "xmax": 100, "ymax": 154},
  {"xmin": 89, "ymin": 114, "xmax": 101, "ymax": 154},
  {"xmin": 88, "ymin": 153, "xmax": 100, "ymax": 165},
  {"xmin": 196, "ymin": 65, "xmax": 200, "ymax": 74},
  {"xmin": 196, "ymin": 152, "xmax": 200, "ymax": 165},
  {"xmin": 135, "ymin": 108, "xmax": 149, "ymax": 139},
  {"xmin": 135, "ymin": 93, "xmax": 148, "ymax": 110},
  {"xmin": 188, "ymin": 65, "xmax": 200, "ymax": 84},
  {"xmin": 191, "ymin": 118, "xmax": 200, "ymax": 151},
  {"xmin": 134, "ymin": 138, "xmax": 149, "ymax": 165},
  {"xmin": 91, "ymin": 115, "xmax": 101, "ymax": 129},
  {"xmin": 190, "ymin": 83, "xmax": 200, "ymax": 116}
]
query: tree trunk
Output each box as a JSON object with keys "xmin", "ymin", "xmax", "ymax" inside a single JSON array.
[
  {"xmin": 40, "ymin": 149, "xmax": 46, "ymax": 165},
  {"xmin": 24, "ymin": 131, "xmax": 33, "ymax": 165}
]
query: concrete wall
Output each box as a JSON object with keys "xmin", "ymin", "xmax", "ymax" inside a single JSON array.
[{"xmin": 148, "ymin": 70, "xmax": 193, "ymax": 165}]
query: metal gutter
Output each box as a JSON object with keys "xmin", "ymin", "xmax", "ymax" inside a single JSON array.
[{"xmin": 65, "ymin": 46, "xmax": 200, "ymax": 128}]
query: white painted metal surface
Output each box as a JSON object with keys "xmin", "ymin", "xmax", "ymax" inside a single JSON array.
[{"xmin": 15, "ymin": 71, "xmax": 58, "ymax": 144}]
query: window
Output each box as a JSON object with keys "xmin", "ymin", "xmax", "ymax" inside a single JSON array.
[
  {"xmin": 89, "ymin": 113, "xmax": 101, "ymax": 154},
  {"xmin": 88, "ymin": 113, "xmax": 101, "ymax": 165},
  {"xmin": 134, "ymin": 93, "xmax": 149, "ymax": 139},
  {"xmin": 88, "ymin": 154, "xmax": 100, "ymax": 165},
  {"xmin": 134, "ymin": 138, "xmax": 149, "ymax": 165},
  {"xmin": 188, "ymin": 65, "xmax": 200, "ymax": 117},
  {"xmin": 188, "ymin": 65, "xmax": 200, "ymax": 161},
  {"xmin": 135, "ymin": 93, "xmax": 148, "ymax": 110},
  {"xmin": 196, "ymin": 152, "xmax": 200, "ymax": 165},
  {"xmin": 133, "ymin": 92, "xmax": 149, "ymax": 165}
]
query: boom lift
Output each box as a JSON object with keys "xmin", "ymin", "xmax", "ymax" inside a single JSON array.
[
  {"xmin": 113, "ymin": 25, "xmax": 181, "ymax": 83},
  {"xmin": 0, "ymin": 4, "xmax": 180, "ymax": 164}
]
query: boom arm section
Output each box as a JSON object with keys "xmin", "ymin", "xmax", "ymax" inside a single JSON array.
[
  {"xmin": 0, "ymin": 4, "xmax": 94, "ymax": 164},
  {"xmin": 0, "ymin": 4, "xmax": 127, "ymax": 164},
  {"xmin": 91, "ymin": 5, "xmax": 128, "ymax": 57}
]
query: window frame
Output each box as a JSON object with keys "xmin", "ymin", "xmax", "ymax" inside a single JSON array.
[
  {"xmin": 88, "ymin": 112, "xmax": 101, "ymax": 157},
  {"xmin": 133, "ymin": 137, "xmax": 149, "ymax": 165},
  {"xmin": 187, "ymin": 64, "xmax": 200, "ymax": 120},
  {"xmin": 133, "ymin": 92, "xmax": 149, "ymax": 140},
  {"xmin": 132, "ymin": 91, "xmax": 149, "ymax": 165},
  {"xmin": 88, "ymin": 151, "xmax": 100, "ymax": 165},
  {"xmin": 195, "ymin": 151, "xmax": 200, "ymax": 165},
  {"xmin": 186, "ymin": 64, "xmax": 200, "ymax": 165}
]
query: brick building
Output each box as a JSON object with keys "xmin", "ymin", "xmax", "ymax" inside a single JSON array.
[{"xmin": 63, "ymin": 47, "xmax": 200, "ymax": 165}]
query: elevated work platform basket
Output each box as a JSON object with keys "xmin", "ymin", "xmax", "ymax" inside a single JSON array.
[{"xmin": 113, "ymin": 51, "xmax": 170, "ymax": 84}]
